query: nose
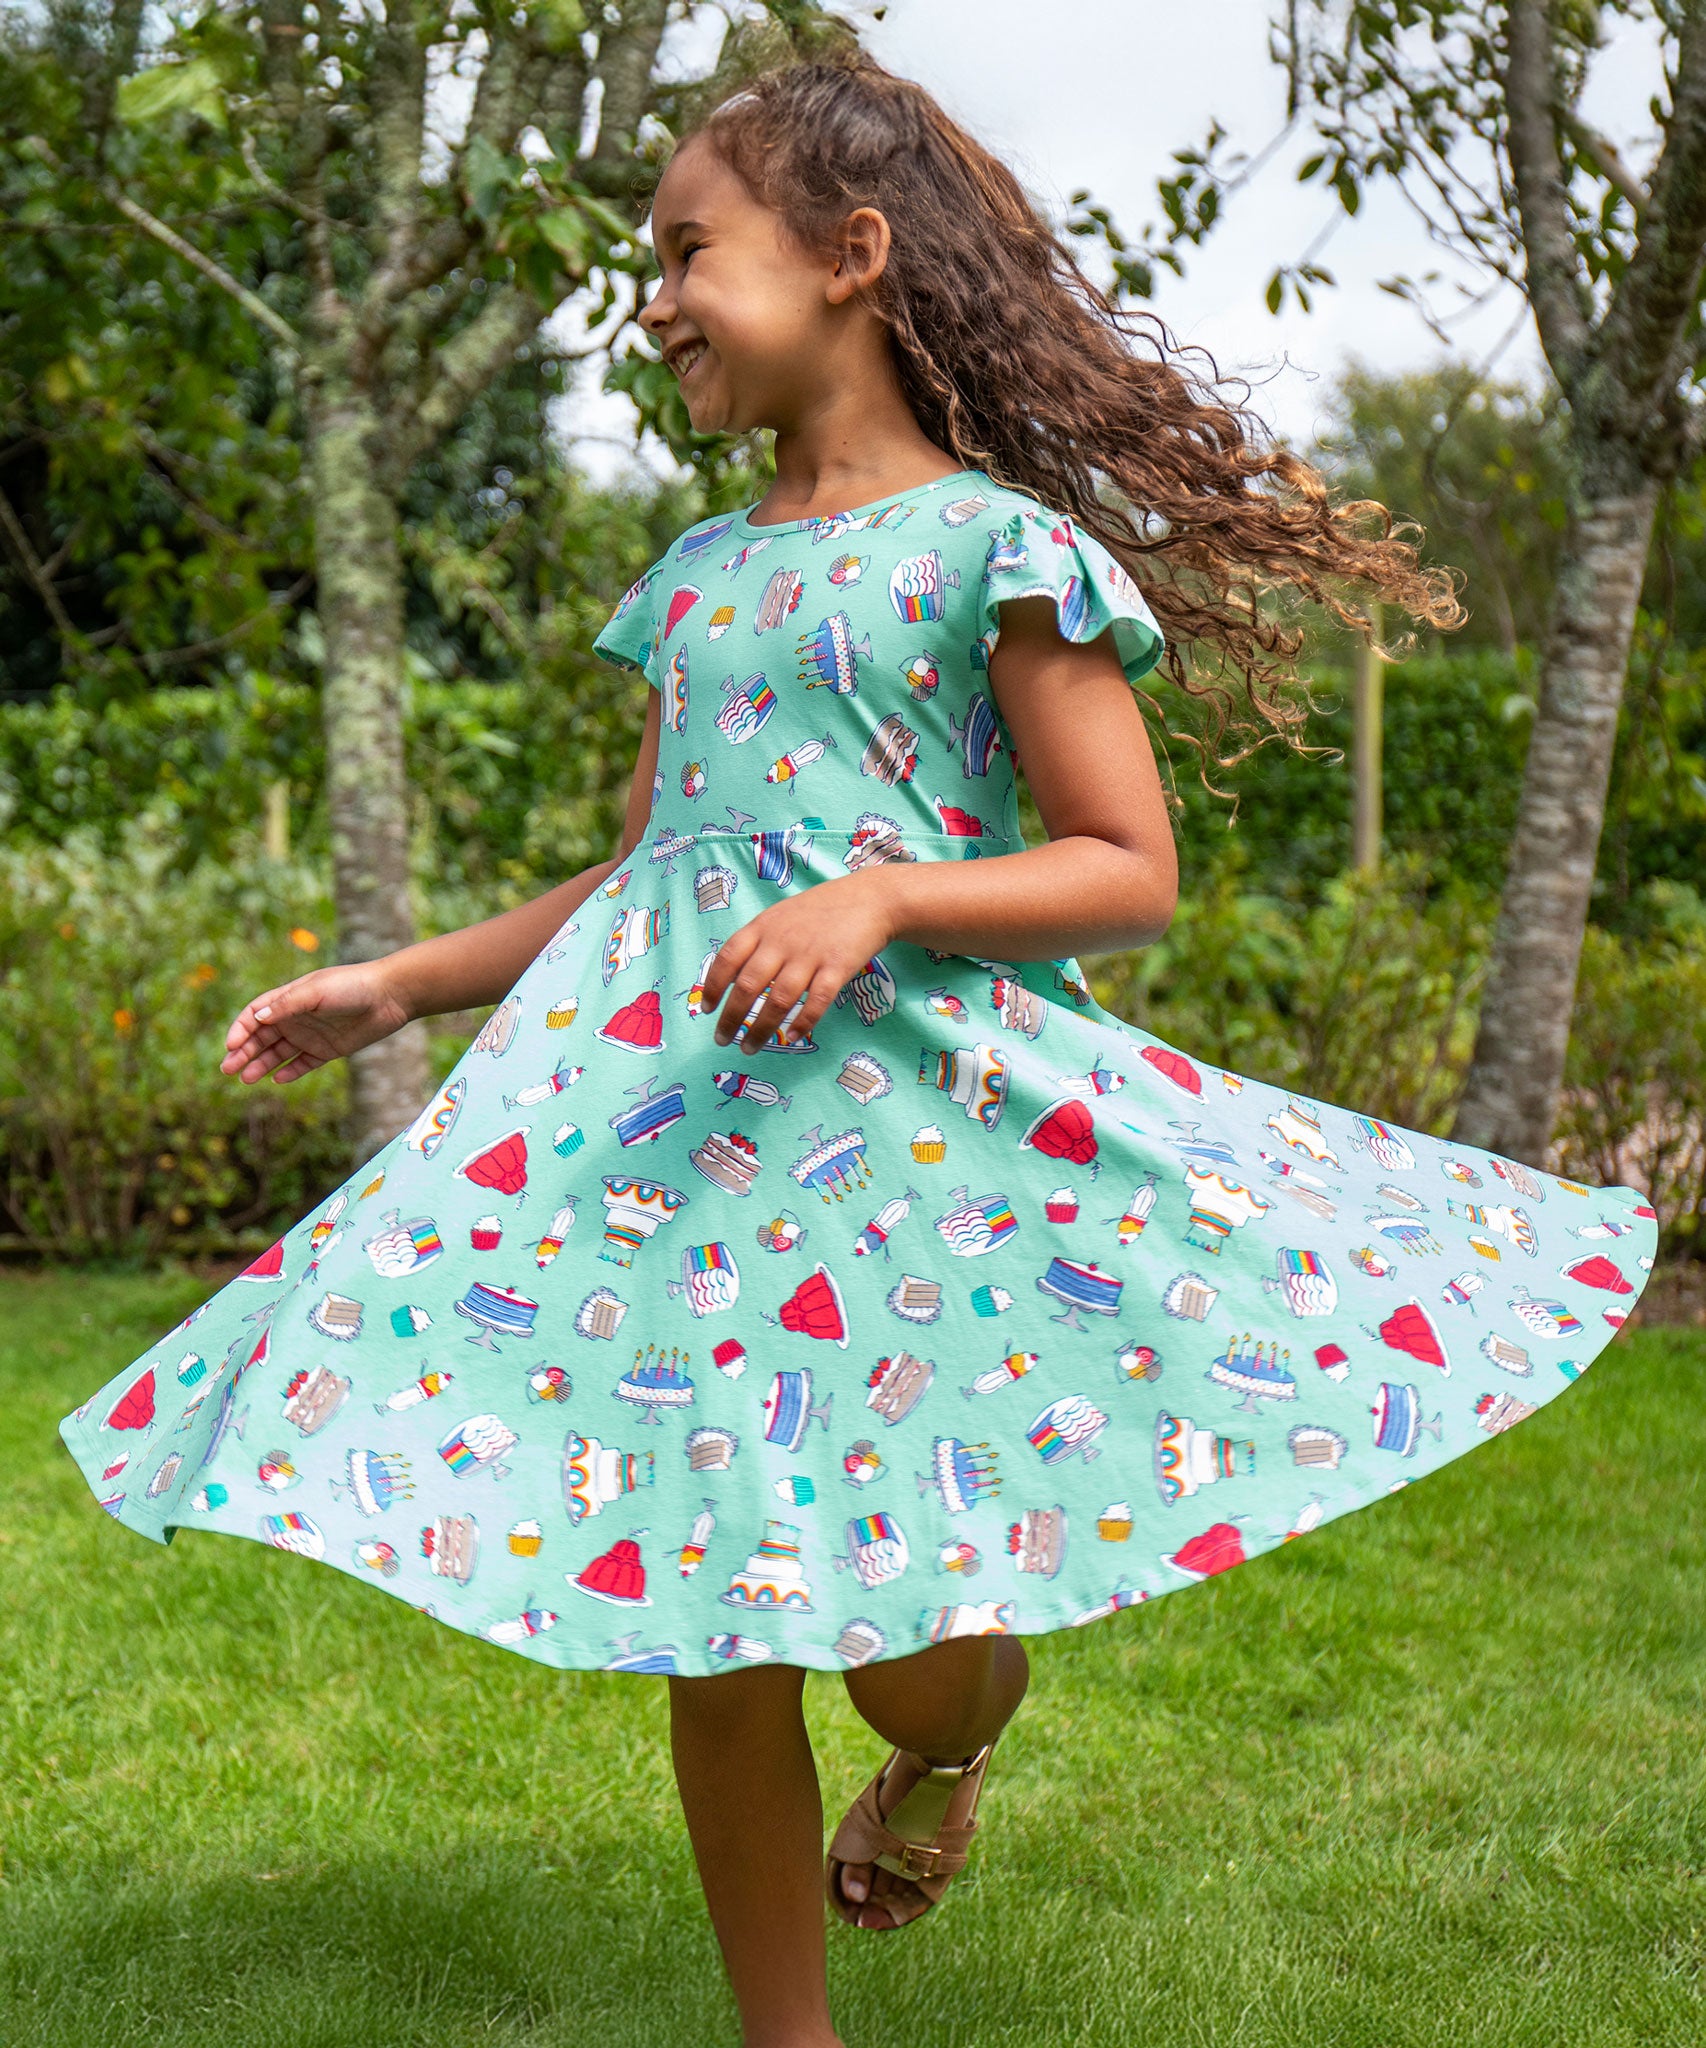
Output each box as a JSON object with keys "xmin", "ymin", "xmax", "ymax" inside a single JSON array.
[{"xmin": 638, "ymin": 274, "xmax": 672, "ymax": 338}]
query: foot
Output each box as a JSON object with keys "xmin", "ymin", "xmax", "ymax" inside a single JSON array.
[{"xmin": 826, "ymin": 1746, "xmax": 989, "ymax": 1932}]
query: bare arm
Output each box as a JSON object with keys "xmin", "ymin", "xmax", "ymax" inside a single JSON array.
[
  {"xmin": 697, "ymin": 596, "xmax": 1177, "ymax": 1053},
  {"xmin": 386, "ymin": 688, "xmax": 664, "ymax": 1020},
  {"xmin": 221, "ymin": 691, "xmax": 662, "ymax": 1084}
]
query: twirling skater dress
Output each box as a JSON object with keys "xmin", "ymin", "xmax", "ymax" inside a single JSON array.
[{"xmin": 59, "ymin": 466, "xmax": 1661, "ymax": 1677}]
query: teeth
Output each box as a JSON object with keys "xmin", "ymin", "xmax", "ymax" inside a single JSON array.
[{"xmin": 676, "ymin": 343, "xmax": 706, "ymax": 377}]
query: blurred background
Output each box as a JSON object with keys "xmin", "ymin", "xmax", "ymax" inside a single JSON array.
[{"xmin": 1, "ymin": 0, "xmax": 1701, "ymax": 1298}]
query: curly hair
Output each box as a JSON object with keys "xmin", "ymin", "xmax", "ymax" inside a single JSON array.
[{"xmin": 683, "ymin": 49, "xmax": 1465, "ymax": 811}]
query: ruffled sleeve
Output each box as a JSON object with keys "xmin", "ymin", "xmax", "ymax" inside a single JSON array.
[
  {"xmin": 591, "ymin": 565, "xmax": 661, "ymax": 682},
  {"xmin": 977, "ymin": 507, "xmax": 1165, "ymax": 685}
]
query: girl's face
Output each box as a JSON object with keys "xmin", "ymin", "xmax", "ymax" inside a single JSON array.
[{"xmin": 640, "ymin": 136, "xmax": 886, "ymax": 437}]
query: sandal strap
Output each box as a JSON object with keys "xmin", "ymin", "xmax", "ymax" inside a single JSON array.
[{"xmin": 826, "ymin": 1743, "xmax": 994, "ymax": 1883}]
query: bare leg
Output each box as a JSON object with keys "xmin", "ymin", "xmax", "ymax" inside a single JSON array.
[
  {"xmin": 668, "ymin": 1662, "xmax": 844, "ymax": 2048},
  {"xmin": 833, "ymin": 1634, "xmax": 1030, "ymax": 1930}
]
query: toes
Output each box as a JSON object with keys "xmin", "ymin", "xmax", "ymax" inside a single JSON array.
[
  {"xmin": 865, "ymin": 1868, "xmax": 929, "ymax": 1927},
  {"xmin": 837, "ymin": 1859, "xmax": 871, "ymax": 1906}
]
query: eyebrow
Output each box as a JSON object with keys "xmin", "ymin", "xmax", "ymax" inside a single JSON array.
[{"xmin": 655, "ymin": 216, "xmax": 711, "ymax": 256}]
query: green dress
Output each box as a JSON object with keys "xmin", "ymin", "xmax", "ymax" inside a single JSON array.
[{"xmin": 58, "ymin": 466, "xmax": 1660, "ymax": 1676}]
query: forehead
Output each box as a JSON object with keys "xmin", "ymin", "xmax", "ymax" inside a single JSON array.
[{"xmin": 648, "ymin": 138, "xmax": 766, "ymax": 251}]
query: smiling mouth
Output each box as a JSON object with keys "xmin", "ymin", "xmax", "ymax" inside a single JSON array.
[{"xmin": 673, "ymin": 341, "xmax": 708, "ymax": 382}]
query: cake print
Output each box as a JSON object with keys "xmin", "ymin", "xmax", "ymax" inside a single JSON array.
[{"xmin": 56, "ymin": 463, "xmax": 1659, "ymax": 1680}]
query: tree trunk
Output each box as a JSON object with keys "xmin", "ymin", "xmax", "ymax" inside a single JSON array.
[
  {"xmin": 1450, "ymin": 468, "xmax": 1660, "ymax": 1165},
  {"xmin": 307, "ymin": 388, "xmax": 431, "ymax": 1164}
]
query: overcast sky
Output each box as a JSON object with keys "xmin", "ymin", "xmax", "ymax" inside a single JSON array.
[{"xmin": 556, "ymin": 0, "xmax": 1667, "ymax": 484}]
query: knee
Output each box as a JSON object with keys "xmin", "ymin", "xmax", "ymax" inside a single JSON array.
[
  {"xmin": 669, "ymin": 1662, "xmax": 804, "ymax": 1730},
  {"xmin": 843, "ymin": 1635, "xmax": 1030, "ymax": 1755}
]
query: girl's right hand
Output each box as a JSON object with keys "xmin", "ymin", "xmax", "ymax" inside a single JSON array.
[{"xmin": 221, "ymin": 961, "xmax": 416, "ymax": 1086}]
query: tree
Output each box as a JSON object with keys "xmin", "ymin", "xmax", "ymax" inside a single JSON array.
[
  {"xmin": 1313, "ymin": 359, "xmax": 1571, "ymax": 661},
  {"xmin": 1075, "ymin": 1, "xmax": 1706, "ymax": 1166},
  {"xmin": 14, "ymin": 0, "xmax": 846, "ymax": 1160}
]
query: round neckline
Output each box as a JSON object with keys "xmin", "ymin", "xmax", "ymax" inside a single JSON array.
[{"xmin": 735, "ymin": 467, "xmax": 984, "ymax": 534}]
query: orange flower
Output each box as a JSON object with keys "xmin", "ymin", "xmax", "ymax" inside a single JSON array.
[
  {"xmin": 57, "ymin": 921, "xmax": 76, "ymax": 940},
  {"xmin": 185, "ymin": 962, "xmax": 217, "ymax": 989},
  {"xmin": 289, "ymin": 927, "xmax": 320, "ymax": 952},
  {"xmin": 113, "ymin": 1008, "xmax": 136, "ymax": 1034}
]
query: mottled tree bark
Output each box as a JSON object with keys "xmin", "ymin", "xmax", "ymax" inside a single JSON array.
[
  {"xmin": 1451, "ymin": 471, "xmax": 1660, "ymax": 1159},
  {"xmin": 307, "ymin": 386, "xmax": 432, "ymax": 1158},
  {"xmin": 1447, "ymin": 3, "xmax": 1706, "ymax": 1165},
  {"xmin": 76, "ymin": 0, "xmax": 845, "ymax": 1167}
]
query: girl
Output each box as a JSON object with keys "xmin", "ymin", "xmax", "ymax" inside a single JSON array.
[{"xmin": 60, "ymin": 51, "xmax": 1658, "ymax": 2048}]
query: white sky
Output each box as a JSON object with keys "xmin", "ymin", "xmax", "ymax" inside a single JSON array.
[{"xmin": 558, "ymin": 0, "xmax": 1667, "ymax": 485}]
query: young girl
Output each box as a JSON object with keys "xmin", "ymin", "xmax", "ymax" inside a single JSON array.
[{"xmin": 60, "ymin": 51, "xmax": 1658, "ymax": 2048}]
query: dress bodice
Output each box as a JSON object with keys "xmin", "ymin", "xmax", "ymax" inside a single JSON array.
[{"xmin": 591, "ymin": 466, "xmax": 1166, "ymax": 858}]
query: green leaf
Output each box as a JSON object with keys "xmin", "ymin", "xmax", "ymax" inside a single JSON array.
[
  {"xmin": 116, "ymin": 57, "xmax": 228, "ymax": 133},
  {"xmin": 538, "ymin": 205, "xmax": 595, "ymax": 271},
  {"xmin": 565, "ymin": 184, "xmax": 636, "ymax": 249},
  {"xmin": 1265, "ymin": 269, "xmax": 1284, "ymax": 315},
  {"xmin": 463, "ymin": 134, "xmax": 515, "ymax": 223},
  {"xmin": 530, "ymin": 0, "xmax": 587, "ymax": 53}
]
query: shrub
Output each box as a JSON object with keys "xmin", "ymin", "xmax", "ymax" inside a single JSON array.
[
  {"xmin": 1554, "ymin": 884, "xmax": 1706, "ymax": 1258},
  {"xmin": 1087, "ymin": 848, "xmax": 1491, "ymax": 1134},
  {"xmin": 0, "ymin": 822, "xmax": 350, "ymax": 1257}
]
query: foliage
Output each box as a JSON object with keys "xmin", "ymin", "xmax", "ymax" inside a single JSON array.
[
  {"xmin": 1310, "ymin": 360, "xmax": 1571, "ymax": 659},
  {"xmin": 0, "ymin": 0, "xmax": 309, "ymax": 696},
  {"xmin": 1555, "ymin": 883, "xmax": 1706, "ymax": 1259},
  {"xmin": 1087, "ymin": 849, "xmax": 1492, "ymax": 1139},
  {"xmin": 0, "ymin": 820, "xmax": 350, "ymax": 1256}
]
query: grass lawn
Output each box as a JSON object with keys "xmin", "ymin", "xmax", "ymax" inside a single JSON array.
[{"xmin": 3, "ymin": 1265, "xmax": 1703, "ymax": 2047}]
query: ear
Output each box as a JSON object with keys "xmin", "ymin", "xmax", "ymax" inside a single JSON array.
[{"xmin": 828, "ymin": 206, "xmax": 891, "ymax": 303}]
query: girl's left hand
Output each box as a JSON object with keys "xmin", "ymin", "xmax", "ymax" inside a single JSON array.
[{"xmin": 699, "ymin": 872, "xmax": 895, "ymax": 1054}]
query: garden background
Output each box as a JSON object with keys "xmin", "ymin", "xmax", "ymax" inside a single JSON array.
[{"xmin": 3, "ymin": 3, "xmax": 1704, "ymax": 2045}]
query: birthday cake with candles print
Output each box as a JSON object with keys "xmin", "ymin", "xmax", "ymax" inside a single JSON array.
[{"xmin": 57, "ymin": 464, "xmax": 1660, "ymax": 1678}]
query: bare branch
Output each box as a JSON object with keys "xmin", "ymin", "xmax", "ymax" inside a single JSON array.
[
  {"xmin": 135, "ymin": 435, "xmax": 254, "ymax": 548},
  {"xmin": 376, "ymin": 284, "xmax": 545, "ymax": 489},
  {"xmin": 1598, "ymin": 9, "xmax": 1706, "ymax": 434},
  {"xmin": 122, "ymin": 188, "xmax": 304, "ymax": 358},
  {"xmin": 367, "ymin": 1, "xmax": 430, "ymax": 273},
  {"xmin": 461, "ymin": 19, "xmax": 540, "ymax": 164},
  {"xmin": 239, "ymin": 128, "xmax": 333, "ymax": 227},
  {"xmin": 137, "ymin": 570, "xmax": 314, "ymax": 672},
  {"xmin": 1560, "ymin": 108, "xmax": 1649, "ymax": 218},
  {"xmin": 585, "ymin": 0, "xmax": 671, "ymax": 178},
  {"xmin": 0, "ymin": 481, "xmax": 83, "ymax": 644},
  {"xmin": 26, "ymin": 135, "xmax": 301, "ymax": 361},
  {"xmin": 1502, "ymin": 1, "xmax": 1594, "ymax": 382},
  {"xmin": 259, "ymin": 0, "xmax": 309, "ymax": 125}
]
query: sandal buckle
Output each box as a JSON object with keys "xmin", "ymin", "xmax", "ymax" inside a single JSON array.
[{"xmin": 891, "ymin": 1840, "xmax": 946, "ymax": 1878}]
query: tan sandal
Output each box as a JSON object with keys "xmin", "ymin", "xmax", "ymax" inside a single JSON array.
[{"xmin": 825, "ymin": 1740, "xmax": 996, "ymax": 1930}]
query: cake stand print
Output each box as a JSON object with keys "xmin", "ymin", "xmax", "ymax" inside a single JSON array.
[{"xmin": 59, "ymin": 466, "xmax": 1662, "ymax": 1678}]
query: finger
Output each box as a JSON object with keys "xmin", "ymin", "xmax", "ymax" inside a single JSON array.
[
  {"xmin": 221, "ymin": 1017, "xmax": 295, "ymax": 1076},
  {"xmin": 700, "ymin": 927, "xmax": 761, "ymax": 1015},
  {"xmin": 737, "ymin": 965, "xmax": 813, "ymax": 1055},
  {"xmin": 783, "ymin": 965, "xmax": 848, "ymax": 1047},
  {"xmin": 225, "ymin": 984, "xmax": 294, "ymax": 1050},
  {"xmin": 714, "ymin": 950, "xmax": 783, "ymax": 1048},
  {"xmin": 268, "ymin": 1049, "xmax": 324, "ymax": 1085},
  {"xmin": 233, "ymin": 1038, "xmax": 302, "ymax": 1085},
  {"xmin": 220, "ymin": 1020, "xmax": 282, "ymax": 1073}
]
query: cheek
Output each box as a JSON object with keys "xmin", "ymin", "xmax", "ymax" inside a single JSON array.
[{"xmin": 698, "ymin": 282, "xmax": 813, "ymax": 375}]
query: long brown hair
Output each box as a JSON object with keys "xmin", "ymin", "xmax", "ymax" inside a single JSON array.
[{"xmin": 685, "ymin": 50, "xmax": 1464, "ymax": 811}]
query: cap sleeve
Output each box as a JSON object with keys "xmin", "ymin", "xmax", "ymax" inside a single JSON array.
[
  {"xmin": 591, "ymin": 566, "xmax": 661, "ymax": 682},
  {"xmin": 978, "ymin": 507, "xmax": 1165, "ymax": 685}
]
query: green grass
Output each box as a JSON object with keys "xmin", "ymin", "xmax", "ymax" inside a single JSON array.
[{"xmin": 4, "ymin": 1266, "xmax": 1704, "ymax": 2047}]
